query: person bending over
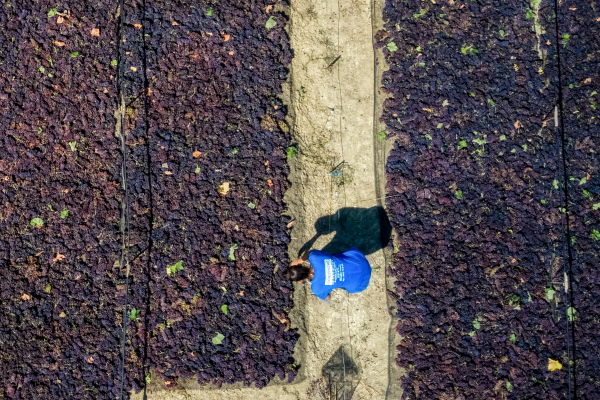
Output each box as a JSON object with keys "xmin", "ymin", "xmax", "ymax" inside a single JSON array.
[{"xmin": 283, "ymin": 247, "xmax": 372, "ymax": 302}]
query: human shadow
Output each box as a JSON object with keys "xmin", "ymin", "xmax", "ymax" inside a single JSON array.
[{"xmin": 298, "ymin": 206, "xmax": 392, "ymax": 257}]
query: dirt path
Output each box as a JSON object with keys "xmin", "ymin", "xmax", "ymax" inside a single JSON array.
[{"xmin": 133, "ymin": 1, "xmax": 395, "ymax": 399}]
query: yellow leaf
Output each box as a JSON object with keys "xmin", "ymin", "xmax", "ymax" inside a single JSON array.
[
  {"xmin": 134, "ymin": 23, "xmax": 142, "ymax": 29},
  {"xmin": 219, "ymin": 182, "xmax": 230, "ymax": 195},
  {"xmin": 548, "ymin": 359, "xmax": 562, "ymax": 371}
]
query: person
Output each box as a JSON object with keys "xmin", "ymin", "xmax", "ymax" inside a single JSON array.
[{"xmin": 283, "ymin": 247, "xmax": 372, "ymax": 302}]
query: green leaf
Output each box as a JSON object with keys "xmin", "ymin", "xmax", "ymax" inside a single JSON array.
[
  {"xmin": 286, "ymin": 146, "xmax": 296, "ymax": 159},
  {"xmin": 591, "ymin": 229, "xmax": 600, "ymax": 241},
  {"xmin": 569, "ymin": 83, "xmax": 574, "ymax": 89},
  {"xmin": 525, "ymin": 9, "xmax": 535, "ymax": 19},
  {"xmin": 221, "ymin": 304, "xmax": 229, "ymax": 315},
  {"xmin": 111, "ymin": 60, "xmax": 117, "ymax": 67},
  {"xmin": 30, "ymin": 217, "xmax": 43, "ymax": 228},
  {"xmin": 60, "ymin": 209, "xmax": 69, "ymax": 219},
  {"xmin": 71, "ymin": 52, "xmax": 79, "ymax": 57},
  {"xmin": 424, "ymin": 134, "xmax": 432, "ymax": 141},
  {"xmin": 387, "ymin": 42, "xmax": 398, "ymax": 52},
  {"xmin": 442, "ymin": 100, "xmax": 449, "ymax": 107},
  {"xmin": 468, "ymin": 331, "xmax": 475, "ymax": 337},
  {"xmin": 583, "ymin": 189, "xmax": 592, "ymax": 199},
  {"xmin": 39, "ymin": 66, "xmax": 45, "ymax": 73},
  {"xmin": 580, "ymin": 177, "xmax": 587, "ymax": 185},
  {"xmin": 506, "ymin": 381, "xmax": 512, "ymax": 392},
  {"xmin": 436, "ymin": 123, "xmax": 443, "ymax": 129},
  {"xmin": 472, "ymin": 138, "xmax": 487, "ymax": 146},
  {"xmin": 521, "ymin": 144, "xmax": 528, "ymax": 151},
  {"xmin": 499, "ymin": 29, "xmax": 505, "ymax": 37},
  {"xmin": 378, "ymin": 130, "xmax": 387, "ymax": 140},
  {"xmin": 69, "ymin": 141, "xmax": 77, "ymax": 152},
  {"xmin": 48, "ymin": 204, "xmax": 54, "ymax": 211},
  {"xmin": 248, "ymin": 202, "xmax": 256, "ymax": 209},
  {"xmin": 195, "ymin": 166, "xmax": 201, "ymax": 174},
  {"xmin": 509, "ymin": 333, "xmax": 516, "ymax": 344},
  {"xmin": 487, "ymin": 98, "xmax": 496, "ymax": 107},
  {"xmin": 48, "ymin": 73, "xmax": 53, "ymax": 78},
  {"xmin": 591, "ymin": 91, "xmax": 598, "ymax": 97},
  {"xmin": 473, "ymin": 319, "xmax": 481, "ymax": 329},
  {"xmin": 593, "ymin": 203, "xmax": 600, "ymax": 210},
  {"xmin": 48, "ymin": 58, "xmax": 53, "ymax": 67},
  {"xmin": 553, "ymin": 179, "xmax": 559, "ymax": 189},
  {"xmin": 265, "ymin": 16, "xmax": 277, "ymax": 29},
  {"xmin": 541, "ymin": 199, "xmax": 546, "ymax": 204},
  {"xmin": 511, "ymin": 148, "xmax": 517, "ymax": 153},
  {"xmin": 469, "ymin": 92, "xmax": 475, "ymax": 97},
  {"xmin": 458, "ymin": 140, "xmax": 467, "ymax": 149},
  {"xmin": 228, "ymin": 244, "xmax": 238, "ymax": 261},
  {"xmin": 129, "ymin": 308, "xmax": 141, "ymax": 321},
  {"xmin": 567, "ymin": 307, "xmax": 576, "ymax": 321},
  {"xmin": 45, "ymin": 284, "xmax": 51, "ymax": 293},
  {"xmin": 418, "ymin": 62, "xmax": 425, "ymax": 67},
  {"xmin": 563, "ymin": 34, "xmax": 570, "ymax": 42},
  {"xmin": 455, "ymin": 190, "xmax": 463, "ymax": 200},
  {"xmin": 469, "ymin": 48, "xmax": 479, "ymax": 56},
  {"xmin": 166, "ymin": 260, "xmax": 184, "ymax": 276},
  {"xmin": 461, "ymin": 44, "xmax": 469, "ymax": 55},
  {"xmin": 47, "ymin": 7, "xmax": 57, "ymax": 17},
  {"xmin": 212, "ymin": 332, "xmax": 225, "ymax": 345},
  {"xmin": 545, "ymin": 288, "xmax": 556, "ymax": 302},
  {"xmin": 206, "ymin": 6, "xmax": 213, "ymax": 16},
  {"xmin": 415, "ymin": 46, "xmax": 421, "ymax": 52}
]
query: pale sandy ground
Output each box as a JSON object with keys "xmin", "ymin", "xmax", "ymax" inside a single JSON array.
[{"xmin": 133, "ymin": 0, "xmax": 402, "ymax": 399}]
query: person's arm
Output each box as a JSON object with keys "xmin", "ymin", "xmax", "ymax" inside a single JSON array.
[{"xmin": 290, "ymin": 249, "xmax": 312, "ymax": 266}]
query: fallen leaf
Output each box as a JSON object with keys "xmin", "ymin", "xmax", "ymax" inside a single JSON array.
[
  {"xmin": 134, "ymin": 23, "xmax": 142, "ymax": 29},
  {"xmin": 54, "ymin": 40, "xmax": 65, "ymax": 47},
  {"xmin": 266, "ymin": 5, "xmax": 273, "ymax": 13},
  {"xmin": 86, "ymin": 356, "xmax": 94, "ymax": 364},
  {"xmin": 287, "ymin": 220, "xmax": 295, "ymax": 229},
  {"xmin": 584, "ymin": 78, "xmax": 592, "ymax": 84},
  {"xmin": 547, "ymin": 40, "xmax": 551, "ymax": 45},
  {"xmin": 587, "ymin": 172, "xmax": 591, "ymax": 180},
  {"xmin": 267, "ymin": 179, "xmax": 273, "ymax": 187},
  {"xmin": 164, "ymin": 380, "xmax": 177, "ymax": 388},
  {"xmin": 59, "ymin": 311, "xmax": 66, "ymax": 318},
  {"xmin": 422, "ymin": 107, "xmax": 432, "ymax": 112},
  {"xmin": 569, "ymin": 6, "xmax": 576, "ymax": 10},
  {"xmin": 219, "ymin": 182, "xmax": 230, "ymax": 195},
  {"xmin": 147, "ymin": 88, "xmax": 152, "ymax": 96},
  {"xmin": 548, "ymin": 359, "xmax": 562, "ymax": 371},
  {"xmin": 162, "ymin": 163, "xmax": 168, "ymax": 168},
  {"xmin": 57, "ymin": 16, "xmax": 64, "ymax": 24},
  {"xmin": 130, "ymin": 66, "xmax": 137, "ymax": 72},
  {"xmin": 172, "ymin": 21, "xmax": 178, "ymax": 25},
  {"xmin": 21, "ymin": 294, "xmax": 30, "ymax": 301},
  {"xmin": 193, "ymin": 150, "xmax": 202, "ymax": 158},
  {"xmin": 164, "ymin": 171, "xmax": 173, "ymax": 175},
  {"xmin": 91, "ymin": 28, "xmax": 99, "ymax": 36},
  {"xmin": 53, "ymin": 253, "xmax": 66, "ymax": 262},
  {"xmin": 239, "ymin": 291, "xmax": 244, "ymax": 296},
  {"xmin": 265, "ymin": 160, "xmax": 269, "ymax": 166},
  {"xmin": 228, "ymin": 51, "xmax": 235, "ymax": 56},
  {"xmin": 223, "ymin": 34, "xmax": 231, "ymax": 41},
  {"xmin": 514, "ymin": 120, "xmax": 521, "ymax": 129}
]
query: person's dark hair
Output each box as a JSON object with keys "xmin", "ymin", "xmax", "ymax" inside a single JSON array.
[{"xmin": 283, "ymin": 264, "xmax": 311, "ymax": 281}]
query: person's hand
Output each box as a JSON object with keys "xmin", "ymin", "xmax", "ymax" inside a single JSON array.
[{"xmin": 290, "ymin": 258, "xmax": 304, "ymax": 266}]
